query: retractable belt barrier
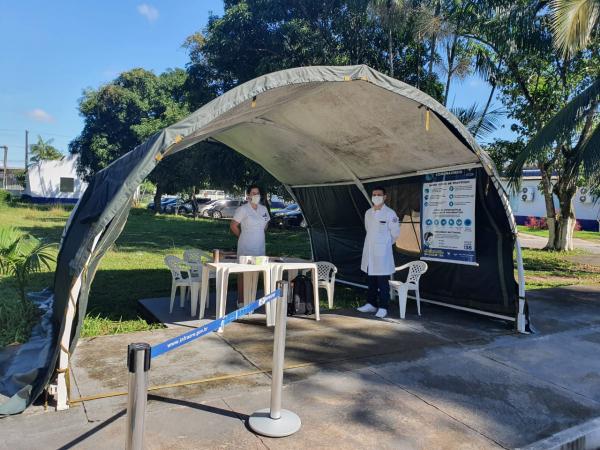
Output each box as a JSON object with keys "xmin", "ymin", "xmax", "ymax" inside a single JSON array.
[
  {"xmin": 125, "ymin": 282, "xmax": 300, "ymax": 450},
  {"xmin": 150, "ymin": 289, "xmax": 281, "ymax": 359}
]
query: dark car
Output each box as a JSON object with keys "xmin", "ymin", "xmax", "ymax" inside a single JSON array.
[
  {"xmin": 272, "ymin": 203, "xmax": 299, "ymax": 217},
  {"xmin": 146, "ymin": 197, "xmax": 177, "ymax": 212},
  {"xmin": 204, "ymin": 199, "xmax": 245, "ymax": 219},
  {"xmin": 273, "ymin": 208, "xmax": 306, "ymax": 228},
  {"xmin": 165, "ymin": 197, "xmax": 211, "ymax": 215}
]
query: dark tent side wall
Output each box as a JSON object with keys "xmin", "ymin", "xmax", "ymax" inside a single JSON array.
[{"xmin": 293, "ymin": 168, "xmax": 518, "ymax": 318}]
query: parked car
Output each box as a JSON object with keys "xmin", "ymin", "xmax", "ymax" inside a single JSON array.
[
  {"xmin": 269, "ymin": 200, "xmax": 286, "ymax": 212},
  {"xmin": 198, "ymin": 199, "xmax": 219, "ymax": 217},
  {"xmin": 273, "ymin": 208, "xmax": 306, "ymax": 228},
  {"xmin": 146, "ymin": 196, "xmax": 177, "ymax": 212},
  {"xmin": 165, "ymin": 197, "xmax": 211, "ymax": 215},
  {"xmin": 272, "ymin": 203, "xmax": 299, "ymax": 217},
  {"xmin": 204, "ymin": 199, "xmax": 245, "ymax": 219}
]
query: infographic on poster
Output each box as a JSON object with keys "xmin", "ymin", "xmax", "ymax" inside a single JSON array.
[{"xmin": 421, "ymin": 169, "xmax": 477, "ymax": 265}]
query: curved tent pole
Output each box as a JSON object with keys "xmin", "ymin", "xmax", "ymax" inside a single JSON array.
[
  {"xmin": 515, "ymin": 236, "xmax": 527, "ymax": 333},
  {"xmin": 283, "ymin": 183, "xmax": 315, "ymax": 261},
  {"xmin": 55, "ymin": 230, "xmax": 103, "ymax": 410}
]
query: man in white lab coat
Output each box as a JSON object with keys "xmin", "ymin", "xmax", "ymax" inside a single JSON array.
[{"xmin": 357, "ymin": 186, "xmax": 401, "ymax": 318}]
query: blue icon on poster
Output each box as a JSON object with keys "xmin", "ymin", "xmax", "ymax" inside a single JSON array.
[
  {"xmin": 449, "ymin": 219, "xmax": 455, "ymax": 226},
  {"xmin": 456, "ymin": 219, "xmax": 463, "ymax": 226},
  {"xmin": 424, "ymin": 195, "xmax": 429, "ymax": 200},
  {"xmin": 426, "ymin": 219, "xmax": 432, "ymax": 225},
  {"xmin": 424, "ymin": 202, "xmax": 428, "ymax": 206},
  {"xmin": 464, "ymin": 219, "xmax": 472, "ymax": 226},
  {"xmin": 434, "ymin": 219, "xmax": 439, "ymax": 225},
  {"xmin": 449, "ymin": 201, "xmax": 454, "ymax": 206},
  {"xmin": 449, "ymin": 186, "xmax": 454, "ymax": 191},
  {"xmin": 440, "ymin": 219, "xmax": 447, "ymax": 226}
]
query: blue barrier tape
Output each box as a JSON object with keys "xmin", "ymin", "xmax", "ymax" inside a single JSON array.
[{"xmin": 150, "ymin": 289, "xmax": 281, "ymax": 359}]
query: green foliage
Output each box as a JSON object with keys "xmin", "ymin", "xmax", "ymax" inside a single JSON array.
[
  {"xmin": 550, "ymin": 0, "xmax": 600, "ymax": 57},
  {"xmin": 0, "ymin": 189, "xmax": 11, "ymax": 204},
  {"xmin": 0, "ymin": 283, "xmax": 40, "ymax": 347},
  {"xmin": 70, "ymin": 68, "xmax": 191, "ymax": 178},
  {"xmin": 30, "ymin": 135, "xmax": 63, "ymax": 163},
  {"xmin": 484, "ymin": 139, "xmax": 526, "ymax": 175},
  {"xmin": 451, "ymin": 104, "xmax": 503, "ymax": 140},
  {"xmin": 0, "ymin": 227, "xmax": 56, "ymax": 302},
  {"xmin": 185, "ymin": 0, "xmax": 444, "ymax": 102}
]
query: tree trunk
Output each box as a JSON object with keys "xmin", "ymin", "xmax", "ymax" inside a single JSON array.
[
  {"xmin": 553, "ymin": 183, "xmax": 577, "ymax": 251},
  {"xmin": 443, "ymin": 35, "xmax": 458, "ymax": 106},
  {"xmin": 153, "ymin": 185, "xmax": 163, "ymax": 214},
  {"xmin": 427, "ymin": 1, "xmax": 440, "ymax": 78},
  {"xmin": 388, "ymin": 27, "xmax": 394, "ymax": 77},
  {"xmin": 537, "ymin": 164, "xmax": 557, "ymax": 249},
  {"xmin": 428, "ymin": 34, "xmax": 437, "ymax": 78},
  {"xmin": 555, "ymin": 216, "xmax": 576, "ymax": 251}
]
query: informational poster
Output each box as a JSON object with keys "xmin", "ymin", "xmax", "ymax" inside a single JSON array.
[{"xmin": 421, "ymin": 169, "xmax": 477, "ymax": 265}]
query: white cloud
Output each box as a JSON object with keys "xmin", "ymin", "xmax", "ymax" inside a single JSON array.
[
  {"xmin": 137, "ymin": 4, "xmax": 159, "ymax": 23},
  {"xmin": 27, "ymin": 108, "xmax": 55, "ymax": 123}
]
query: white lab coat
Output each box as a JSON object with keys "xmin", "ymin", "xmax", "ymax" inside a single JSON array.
[
  {"xmin": 233, "ymin": 203, "xmax": 270, "ymax": 256},
  {"xmin": 361, "ymin": 204, "xmax": 401, "ymax": 276}
]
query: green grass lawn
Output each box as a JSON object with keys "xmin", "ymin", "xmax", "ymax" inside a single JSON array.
[
  {"xmin": 517, "ymin": 225, "xmax": 600, "ymax": 242},
  {"xmin": 1, "ymin": 201, "xmax": 599, "ymax": 347}
]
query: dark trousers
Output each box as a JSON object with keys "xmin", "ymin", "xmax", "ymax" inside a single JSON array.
[{"xmin": 367, "ymin": 275, "xmax": 390, "ymax": 309}]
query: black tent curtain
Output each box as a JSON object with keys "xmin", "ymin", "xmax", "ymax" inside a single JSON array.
[{"xmin": 293, "ymin": 168, "xmax": 517, "ymax": 318}]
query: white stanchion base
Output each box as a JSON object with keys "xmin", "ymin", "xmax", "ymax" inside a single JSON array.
[{"xmin": 248, "ymin": 408, "xmax": 301, "ymax": 437}]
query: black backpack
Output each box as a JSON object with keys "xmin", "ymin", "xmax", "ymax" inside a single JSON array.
[{"xmin": 288, "ymin": 275, "xmax": 314, "ymax": 316}]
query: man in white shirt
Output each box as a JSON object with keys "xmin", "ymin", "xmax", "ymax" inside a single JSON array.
[{"xmin": 357, "ymin": 186, "xmax": 401, "ymax": 318}]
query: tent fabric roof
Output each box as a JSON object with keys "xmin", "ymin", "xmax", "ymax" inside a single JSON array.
[{"xmin": 162, "ymin": 65, "xmax": 499, "ymax": 186}]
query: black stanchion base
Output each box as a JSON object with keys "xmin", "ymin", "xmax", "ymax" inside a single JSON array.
[{"xmin": 248, "ymin": 409, "xmax": 301, "ymax": 437}]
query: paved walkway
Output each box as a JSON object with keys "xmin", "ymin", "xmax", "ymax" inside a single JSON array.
[
  {"xmin": 519, "ymin": 232, "xmax": 600, "ymax": 254},
  {"xmin": 2, "ymin": 286, "xmax": 600, "ymax": 449}
]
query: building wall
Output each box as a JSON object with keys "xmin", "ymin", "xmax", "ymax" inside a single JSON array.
[
  {"xmin": 23, "ymin": 155, "xmax": 87, "ymax": 203},
  {"xmin": 500, "ymin": 178, "xmax": 599, "ymax": 231}
]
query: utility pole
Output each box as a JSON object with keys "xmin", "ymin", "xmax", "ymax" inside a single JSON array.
[
  {"xmin": 25, "ymin": 130, "xmax": 29, "ymax": 169},
  {"xmin": 1, "ymin": 146, "xmax": 8, "ymax": 190}
]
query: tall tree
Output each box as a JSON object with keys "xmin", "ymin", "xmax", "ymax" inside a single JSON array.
[
  {"xmin": 465, "ymin": 0, "xmax": 599, "ymax": 250},
  {"xmin": 550, "ymin": 0, "xmax": 599, "ymax": 56},
  {"xmin": 29, "ymin": 136, "xmax": 63, "ymax": 163},
  {"xmin": 185, "ymin": 0, "xmax": 444, "ymax": 101},
  {"xmin": 369, "ymin": 0, "xmax": 405, "ymax": 77}
]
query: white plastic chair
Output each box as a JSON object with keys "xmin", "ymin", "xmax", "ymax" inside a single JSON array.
[
  {"xmin": 388, "ymin": 261, "xmax": 428, "ymax": 319},
  {"xmin": 164, "ymin": 255, "xmax": 201, "ymax": 314},
  {"xmin": 183, "ymin": 249, "xmax": 214, "ymax": 306},
  {"xmin": 316, "ymin": 261, "xmax": 337, "ymax": 309}
]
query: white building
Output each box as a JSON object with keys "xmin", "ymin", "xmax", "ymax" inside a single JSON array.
[
  {"xmin": 501, "ymin": 170, "xmax": 599, "ymax": 231},
  {"xmin": 23, "ymin": 154, "xmax": 87, "ymax": 204}
]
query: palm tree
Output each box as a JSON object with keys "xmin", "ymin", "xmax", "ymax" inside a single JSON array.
[
  {"xmin": 370, "ymin": 0, "xmax": 404, "ymax": 77},
  {"xmin": 30, "ymin": 135, "xmax": 63, "ymax": 164},
  {"xmin": 451, "ymin": 104, "xmax": 504, "ymax": 140},
  {"xmin": 0, "ymin": 227, "xmax": 55, "ymax": 303},
  {"xmin": 550, "ymin": 0, "xmax": 600, "ymax": 56}
]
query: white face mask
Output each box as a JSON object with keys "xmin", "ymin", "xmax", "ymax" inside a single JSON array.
[
  {"xmin": 372, "ymin": 196, "xmax": 384, "ymax": 206},
  {"xmin": 250, "ymin": 194, "xmax": 261, "ymax": 205}
]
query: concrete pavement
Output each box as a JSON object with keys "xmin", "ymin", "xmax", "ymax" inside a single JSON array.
[
  {"xmin": 519, "ymin": 232, "xmax": 600, "ymax": 254},
  {"xmin": 1, "ymin": 285, "xmax": 600, "ymax": 449}
]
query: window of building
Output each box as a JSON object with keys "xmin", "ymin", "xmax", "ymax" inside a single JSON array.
[{"xmin": 60, "ymin": 177, "xmax": 75, "ymax": 193}]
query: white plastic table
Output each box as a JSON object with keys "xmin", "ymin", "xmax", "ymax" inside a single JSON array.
[
  {"xmin": 269, "ymin": 258, "xmax": 320, "ymax": 326},
  {"xmin": 203, "ymin": 262, "xmax": 271, "ymax": 330}
]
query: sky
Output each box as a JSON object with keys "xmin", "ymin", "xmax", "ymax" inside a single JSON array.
[{"xmin": 0, "ymin": 1, "xmax": 514, "ymax": 168}]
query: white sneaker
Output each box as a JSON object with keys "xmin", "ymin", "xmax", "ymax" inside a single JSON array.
[
  {"xmin": 357, "ymin": 303, "xmax": 377, "ymax": 313},
  {"xmin": 375, "ymin": 308, "xmax": 388, "ymax": 318}
]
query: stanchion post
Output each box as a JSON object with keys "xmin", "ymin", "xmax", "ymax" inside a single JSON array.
[
  {"xmin": 248, "ymin": 281, "xmax": 301, "ymax": 437},
  {"xmin": 126, "ymin": 343, "xmax": 151, "ymax": 450}
]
